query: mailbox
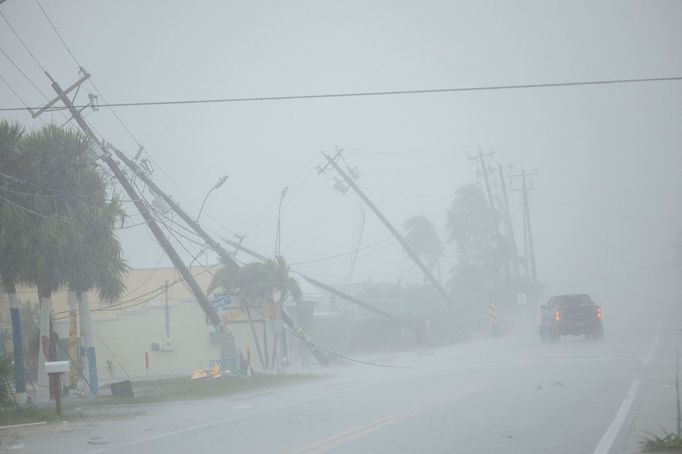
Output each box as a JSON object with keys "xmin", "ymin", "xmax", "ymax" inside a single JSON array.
[{"xmin": 45, "ymin": 361, "xmax": 70, "ymax": 374}]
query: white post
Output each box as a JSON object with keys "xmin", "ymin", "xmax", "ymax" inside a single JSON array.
[
  {"xmin": 78, "ymin": 292, "xmax": 98, "ymax": 396},
  {"xmin": 67, "ymin": 290, "xmax": 79, "ymax": 389}
]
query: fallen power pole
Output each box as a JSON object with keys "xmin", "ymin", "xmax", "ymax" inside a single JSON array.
[
  {"xmin": 323, "ymin": 153, "xmax": 455, "ymax": 308},
  {"xmin": 107, "ymin": 145, "xmax": 333, "ymax": 361},
  {"xmin": 36, "ymin": 71, "xmax": 224, "ymax": 332},
  {"xmin": 299, "ymin": 274, "xmax": 420, "ymax": 335},
  {"xmin": 106, "ymin": 145, "xmax": 420, "ymax": 330}
]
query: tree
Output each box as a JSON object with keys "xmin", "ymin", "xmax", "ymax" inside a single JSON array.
[
  {"xmin": 12, "ymin": 124, "xmax": 126, "ymax": 398},
  {"xmin": 403, "ymin": 215, "xmax": 443, "ymax": 275},
  {"xmin": 0, "ymin": 120, "xmax": 30, "ymax": 398},
  {"xmin": 209, "ymin": 256, "xmax": 301, "ymax": 307},
  {"xmin": 209, "ymin": 256, "xmax": 301, "ymax": 368},
  {"xmin": 446, "ymin": 184, "xmax": 508, "ymax": 318}
]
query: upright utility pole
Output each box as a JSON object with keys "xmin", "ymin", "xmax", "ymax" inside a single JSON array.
[
  {"xmin": 498, "ymin": 164, "xmax": 519, "ymax": 280},
  {"xmin": 469, "ymin": 149, "xmax": 510, "ymax": 281},
  {"xmin": 323, "ymin": 153, "xmax": 455, "ymax": 308},
  {"xmin": 521, "ymin": 171, "xmax": 537, "ymax": 283},
  {"xmin": 37, "ymin": 71, "xmax": 224, "ymax": 332},
  {"xmin": 510, "ymin": 170, "xmax": 538, "ymax": 284}
]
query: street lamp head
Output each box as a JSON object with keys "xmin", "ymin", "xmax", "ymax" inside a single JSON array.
[
  {"xmin": 280, "ymin": 186, "xmax": 289, "ymax": 200},
  {"xmin": 214, "ymin": 175, "xmax": 229, "ymax": 190}
]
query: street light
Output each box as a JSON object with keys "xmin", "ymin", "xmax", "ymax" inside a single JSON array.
[
  {"xmin": 196, "ymin": 175, "xmax": 228, "ymax": 223},
  {"xmin": 274, "ymin": 186, "xmax": 288, "ymax": 257}
]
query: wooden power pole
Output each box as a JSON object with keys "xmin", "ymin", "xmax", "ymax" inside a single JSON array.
[
  {"xmin": 322, "ymin": 153, "xmax": 455, "ymax": 308},
  {"xmin": 35, "ymin": 71, "xmax": 224, "ymax": 332}
]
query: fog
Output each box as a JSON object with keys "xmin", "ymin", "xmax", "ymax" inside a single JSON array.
[{"xmin": 1, "ymin": 1, "xmax": 681, "ymax": 452}]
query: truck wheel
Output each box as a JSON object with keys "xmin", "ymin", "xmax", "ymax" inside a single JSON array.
[{"xmin": 596, "ymin": 325, "xmax": 604, "ymax": 340}]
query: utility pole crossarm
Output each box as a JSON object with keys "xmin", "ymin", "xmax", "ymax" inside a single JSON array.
[{"xmin": 323, "ymin": 153, "xmax": 455, "ymax": 308}]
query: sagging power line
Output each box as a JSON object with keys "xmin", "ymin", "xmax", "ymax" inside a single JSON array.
[{"xmin": 2, "ymin": 75, "xmax": 681, "ymax": 113}]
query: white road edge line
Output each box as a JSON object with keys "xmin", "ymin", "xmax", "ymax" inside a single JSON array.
[{"xmin": 592, "ymin": 379, "xmax": 641, "ymax": 454}]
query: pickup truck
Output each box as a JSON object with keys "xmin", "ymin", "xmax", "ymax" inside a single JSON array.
[{"xmin": 539, "ymin": 294, "xmax": 603, "ymax": 342}]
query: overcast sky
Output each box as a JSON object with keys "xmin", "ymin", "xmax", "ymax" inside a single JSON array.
[{"xmin": 1, "ymin": 0, "xmax": 681, "ymax": 309}]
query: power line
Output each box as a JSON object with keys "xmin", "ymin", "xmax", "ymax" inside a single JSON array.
[
  {"xmin": 33, "ymin": 0, "xmax": 146, "ymax": 148},
  {"xmin": 0, "ymin": 9, "xmax": 47, "ymax": 73},
  {"xmin": 0, "ymin": 192, "xmax": 73, "ymax": 223},
  {"xmin": 53, "ymin": 263, "xmax": 218, "ymax": 318},
  {"xmin": 2, "ymin": 75, "xmax": 680, "ymax": 113},
  {"xmin": 33, "ymin": 0, "xmax": 79, "ymax": 67},
  {"xmin": 0, "ymin": 45, "xmax": 50, "ymax": 101},
  {"xmin": 290, "ymin": 237, "xmax": 394, "ymax": 267}
]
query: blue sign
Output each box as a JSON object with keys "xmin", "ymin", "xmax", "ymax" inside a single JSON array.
[{"xmin": 212, "ymin": 295, "xmax": 233, "ymax": 308}]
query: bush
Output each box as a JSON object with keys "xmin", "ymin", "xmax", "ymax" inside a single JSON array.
[{"xmin": 0, "ymin": 355, "xmax": 15, "ymax": 407}]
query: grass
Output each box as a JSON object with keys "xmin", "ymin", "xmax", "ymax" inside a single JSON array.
[
  {"xmin": 89, "ymin": 372, "xmax": 322, "ymax": 406},
  {"xmin": 0, "ymin": 373, "xmax": 320, "ymax": 426},
  {"xmin": 642, "ymin": 432, "xmax": 682, "ymax": 452},
  {"xmin": 0, "ymin": 405, "xmax": 85, "ymax": 427}
]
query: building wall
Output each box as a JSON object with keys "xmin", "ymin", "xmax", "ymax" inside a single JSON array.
[
  {"xmin": 4, "ymin": 266, "xmax": 286, "ymax": 384},
  {"xmin": 53, "ymin": 297, "xmax": 281, "ymax": 381}
]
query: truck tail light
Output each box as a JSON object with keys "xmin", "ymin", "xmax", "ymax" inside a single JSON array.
[
  {"xmin": 596, "ymin": 307, "xmax": 602, "ymax": 319},
  {"xmin": 554, "ymin": 310, "xmax": 561, "ymax": 321}
]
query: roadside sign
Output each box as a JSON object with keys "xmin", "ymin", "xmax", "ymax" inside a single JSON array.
[{"xmin": 212, "ymin": 295, "xmax": 233, "ymax": 308}]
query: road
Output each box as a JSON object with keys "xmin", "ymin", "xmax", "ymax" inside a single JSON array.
[{"xmin": 2, "ymin": 311, "xmax": 678, "ymax": 454}]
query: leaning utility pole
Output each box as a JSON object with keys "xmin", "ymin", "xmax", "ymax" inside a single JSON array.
[
  {"xmin": 469, "ymin": 149, "xmax": 511, "ymax": 282},
  {"xmin": 107, "ymin": 144, "xmax": 420, "ymax": 333},
  {"xmin": 322, "ymin": 153, "xmax": 455, "ymax": 308},
  {"xmin": 36, "ymin": 71, "xmax": 224, "ymax": 332}
]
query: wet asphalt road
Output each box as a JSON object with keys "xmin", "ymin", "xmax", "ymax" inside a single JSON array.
[{"xmin": 2, "ymin": 312, "xmax": 677, "ymax": 454}]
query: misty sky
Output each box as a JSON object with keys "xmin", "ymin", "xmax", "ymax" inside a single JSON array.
[{"xmin": 1, "ymin": 0, "xmax": 681, "ymax": 308}]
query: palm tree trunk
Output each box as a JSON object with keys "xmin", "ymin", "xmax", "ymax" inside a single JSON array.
[
  {"xmin": 242, "ymin": 301, "xmax": 265, "ymax": 369},
  {"xmin": 7, "ymin": 287, "xmax": 26, "ymax": 400},
  {"xmin": 37, "ymin": 294, "xmax": 51, "ymax": 401},
  {"xmin": 78, "ymin": 291, "xmax": 98, "ymax": 396},
  {"xmin": 67, "ymin": 290, "xmax": 79, "ymax": 389}
]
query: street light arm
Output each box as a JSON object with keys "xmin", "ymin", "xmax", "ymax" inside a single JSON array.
[{"xmin": 196, "ymin": 175, "xmax": 228, "ymax": 223}]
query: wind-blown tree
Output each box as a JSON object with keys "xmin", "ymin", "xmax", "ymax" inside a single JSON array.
[
  {"xmin": 208, "ymin": 256, "xmax": 301, "ymax": 368},
  {"xmin": 0, "ymin": 121, "xmax": 30, "ymax": 397},
  {"xmin": 446, "ymin": 184, "xmax": 509, "ymax": 318},
  {"xmin": 61, "ymin": 167, "xmax": 127, "ymax": 391},
  {"xmin": 18, "ymin": 125, "xmax": 126, "ymax": 398},
  {"xmin": 403, "ymin": 215, "xmax": 443, "ymax": 276}
]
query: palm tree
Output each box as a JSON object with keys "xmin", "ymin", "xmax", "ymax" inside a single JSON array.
[
  {"xmin": 446, "ymin": 184, "xmax": 509, "ymax": 318},
  {"xmin": 61, "ymin": 169, "xmax": 127, "ymax": 392},
  {"xmin": 0, "ymin": 120, "xmax": 30, "ymax": 398},
  {"xmin": 209, "ymin": 256, "xmax": 301, "ymax": 368},
  {"xmin": 403, "ymin": 215, "xmax": 443, "ymax": 277},
  {"xmin": 17, "ymin": 124, "xmax": 126, "ymax": 398}
]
